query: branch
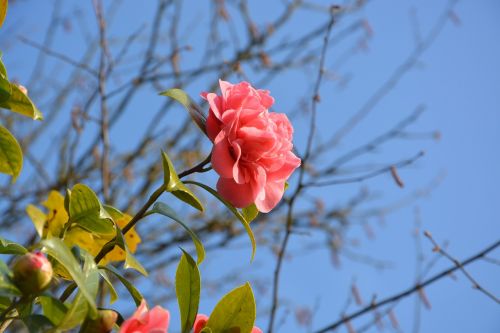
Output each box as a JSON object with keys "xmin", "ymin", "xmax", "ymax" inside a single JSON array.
[
  {"xmin": 424, "ymin": 231, "xmax": 500, "ymax": 304},
  {"xmin": 306, "ymin": 151, "xmax": 424, "ymax": 187},
  {"xmin": 313, "ymin": 239, "xmax": 500, "ymax": 333},
  {"xmin": 267, "ymin": 9, "xmax": 337, "ymax": 333}
]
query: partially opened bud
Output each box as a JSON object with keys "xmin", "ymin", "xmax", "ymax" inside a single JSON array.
[
  {"xmin": 17, "ymin": 84, "xmax": 28, "ymax": 95},
  {"xmin": 80, "ymin": 309, "xmax": 118, "ymax": 333},
  {"xmin": 12, "ymin": 252, "xmax": 53, "ymax": 295}
]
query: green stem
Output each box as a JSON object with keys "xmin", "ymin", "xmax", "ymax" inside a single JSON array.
[
  {"xmin": 59, "ymin": 282, "xmax": 77, "ymax": 302},
  {"xmin": 0, "ymin": 297, "xmax": 24, "ymax": 328},
  {"xmin": 93, "ymin": 184, "xmax": 165, "ymax": 264},
  {"xmin": 93, "ymin": 154, "xmax": 212, "ymax": 264}
]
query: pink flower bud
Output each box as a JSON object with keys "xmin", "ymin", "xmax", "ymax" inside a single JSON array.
[
  {"xmin": 193, "ymin": 313, "xmax": 262, "ymax": 333},
  {"xmin": 17, "ymin": 84, "xmax": 28, "ymax": 95},
  {"xmin": 12, "ymin": 252, "xmax": 53, "ymax": 295},
  {"xmin": 80, "ymin": 309, "xmax": 118, "ymax": 333}
]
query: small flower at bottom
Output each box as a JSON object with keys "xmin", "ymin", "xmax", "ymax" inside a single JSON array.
[
  {"xmin": 80, "ymin": 309, "xmax": 118, "ymax": 333},
  {"xmin": 193, "ymin": 314, "xmax": 262, "ymax": 333},
  {"xmin": 120, "ymin": 299, "xmax": 170, "ymax": 333},
  {"xmin": 12, "ymin": 251, "xmax": 53, "ymax": 295}
]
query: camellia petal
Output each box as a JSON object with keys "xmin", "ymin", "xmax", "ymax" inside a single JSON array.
[
  {"xmin": 212, "ymin": 136, "xmax": 236, "ymax": 179},
  {"xmin": 193, "ymin": 314, "xmax": 209, "ymax": 333},
  {"xmin": 255, "ymin": 180, "xmax": 286, "ymax": 213},
  {"xmin": 217, "ymin": 177, "xmax": 257, "ymax": 209},
  {"xmin": 206, "ymin": 112, "xmax": 221, "ymax": 142},
  {"xmin": 120, "ymin": 300, "xmax": 170, "ymax": 333},
  {"xmin": 266, "ymin": 151, "xmax": 302, "ymax": 182}
]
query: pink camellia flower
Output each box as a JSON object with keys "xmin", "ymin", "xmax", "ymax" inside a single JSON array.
[
  {"xmin": 202, "ymin": 80, "xmax": 301, "ymax": 213},
  {"xmin": 193, "ymin": 314, "xmax": 262, "ymax": 333},
  {"xmin": 120, "ymin": 299, "xmax": 170, "ymax": 333}
]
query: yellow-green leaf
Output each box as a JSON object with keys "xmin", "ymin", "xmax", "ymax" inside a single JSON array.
[
  {"xmin": 176, "ymin": 250, "xmax": 201, "ymax": 333},
  {"xmin": 242, "ymin": 204, "xmax": 259, "ymax": 223},
  {"xmin": 56, "ymin": 252, "xmax": 99, "ymax": 329},
  {"xmin": 100, "ymin": 265, "xmax": 143, "ymax": 306},
  {"xmin": 98, "ymin": 269, "xmax": 118, "ymax": 304},
  {"xmin": 161, "ymin": 151, "xmax": 204, "ymax": 212},
  {"xmin": 0, "ymin": 55, "xmax": 7, "ymax": 78},
  {"xmin": 0, "ymin": 75, "xmax": 10, "ymax": 102},
  {"xmin": 41, "ymin": 238, "xmax": 97, "ymax": 318},
  {"xmin": 68, "ymin": 184, "xmax": 115, "ymax": 237},
  {"xmin": 114, "ymin": 226, "xmax": 147, "ymax": 276},
  {"xmin": 185, "ymin": 181, "xmax": 256, "ymax": 262},
  {"xmin": 123, "ymin": 250, "xmax": 147, "ymax": 276},
  {"xmin": 26, "ymin": 204, "xmax": 45, "ymax": 237},
  {"xmin": 0, "ymin": 237, "xmax": 27, "ymax": 255},
  {"xmin": 0, "ymin": 125, "xmax": 22, "ymax": 181},
  {"xmin": 149, "ymin": 202, "xmax": 205, "ymax": 264},
  {"xmin": 159, "ymin": 88, "xmax": 207, "ymax": 135},
  {"xmin": 205, "ymin": 283, "xmax": 256, "ymax": 333},
  {"xmin": 0, "ymin": 83, "xmax": 43, "ymax": 120},
  {"xmin": 38, "ymin": 296, "xmax": 68, "ymax": 327}
]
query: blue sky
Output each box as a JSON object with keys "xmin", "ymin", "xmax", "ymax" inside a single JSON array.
[{"xmin": 2, "ymin": 0, "xmax": 499, "ymax": 332}]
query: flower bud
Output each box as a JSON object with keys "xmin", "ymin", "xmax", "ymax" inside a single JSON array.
[
  {"xmin": 79, "ymin": 310, "xmax": 118, "ymax": 333},
  {"xmin": 12, "ymin": 252, "xmax": 53, "ymax": 295},
  {"xmin": 17, "ymin": 84, "xmax": 28, "ymax": 95}
]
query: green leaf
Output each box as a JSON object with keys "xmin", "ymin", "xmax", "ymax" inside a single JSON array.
[
  {"xmin": 206, "ymin": 283, "xmax": 256, "ymax": 333},
  {"xmin": 159, "ymin": 88, "xmax": 207, "ymax": 135},
  {"xmin": 0, "ymin": 259, "xmax": 9, "ymax": 277},
  {"xmin": 0, "ymin": 125, "xmax": 22, "ymax": 181},
  {"xmin": 242, "ymin": 204, "xmax": 259, "ymax": 223},
  {"xmin": 64, "ymin": 189, "xmax": 71, "ymax": 214},
  {"xmin": 103, "ymin": 204, "xmax": 125, "ymax": 220},
  {"xmin": 0, "ymin": 258, "xmax": 20, "ymax": 297},
  {"xmin": 40, "ymin": 238, "xmax": 97, "ymax": 316},
  {"xmin": 0, "ymin": 0, "xmax": 7, "ymax": 28},
  {"xmin": 100, "ymin": 265, "xmax": 143, "ymax": 306},
  {"xmin": 0, "ymin": 296, "xmax": 10, "ymax": 311},
  {"xmin": 0, "ymin": 55, "xmax": 9, "ymax": 102},
  {"xmin": 149, "ymin": 202, "xmax": 205, "ymax": 264},
  {"xmin": 185, "ymin": 181, "xmax": 256, "ymax": 262},
  {"xmin": 176, "ymin": 250, "xmax": 201, "ymax": 333},
  {"xmin": 98, "ymin": 269, "xmax": 118, "ymax": 304},
  {"xmin": 0, "ymin": 54, "xmax": 7, "ymax": 78},
  {"xmin": 0, "ymin": 83, "xmax": 43, "ymax": 120},
  {"xmin": 0, "ymin": 279, "xmax": 21, "ymax": 297},
  {"xmin": 16, "ymin": 299, "xmax": 33, "ymax": 318},
  {"xmin": 26, "ymin": 204, "xmax": 45, "ymax": 237},
  {"xmin": 0, "ymin": 237, "xmax": 27, "ymax": 255},
  {"xmin": 23, "ymin": 315, "xmax": 54, "ymax": 333},
  {"xmin": 162, "ymin": 151, "xmax": 204, "ymax": 212},
  {"xmin": 38, "ymin": 295, "xmax": 68, "ymax": 326},
  {"xmin": 68, "ymin": 184, "xmax": 115, "ymax": 237},
  {"xmin": 123, "ymin": 250, "xmax": 148, "ymax": 276},
  {"xmin": 57, "ymin": 252, "xmax": 99, "ymax": 330},
  {"xmin": 113, "ymin": 225, "xmax": 148, "ymax": 276},
  {"xmin": 0, "ymin": 74, "xmax": 10, "ymax": 102}
]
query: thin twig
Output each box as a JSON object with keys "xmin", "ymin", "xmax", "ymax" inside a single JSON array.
[
  {"xmin": 424, "ymin": 231, "xmax": 500, "ymax": 304},
  {"xmin": 307, "ymin": 151, "xmax": 424, "ymax": 187},
  {"xmin": 93, "ymin": 0, "xmax": 112, "ymax": 202},
  {"xmin": 313, "ymin": 239, "xmax": 500, "ymax": 332},
  {"xmin": 267, "ymin": 10, "xmax": 336, "ymax": 333}
]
